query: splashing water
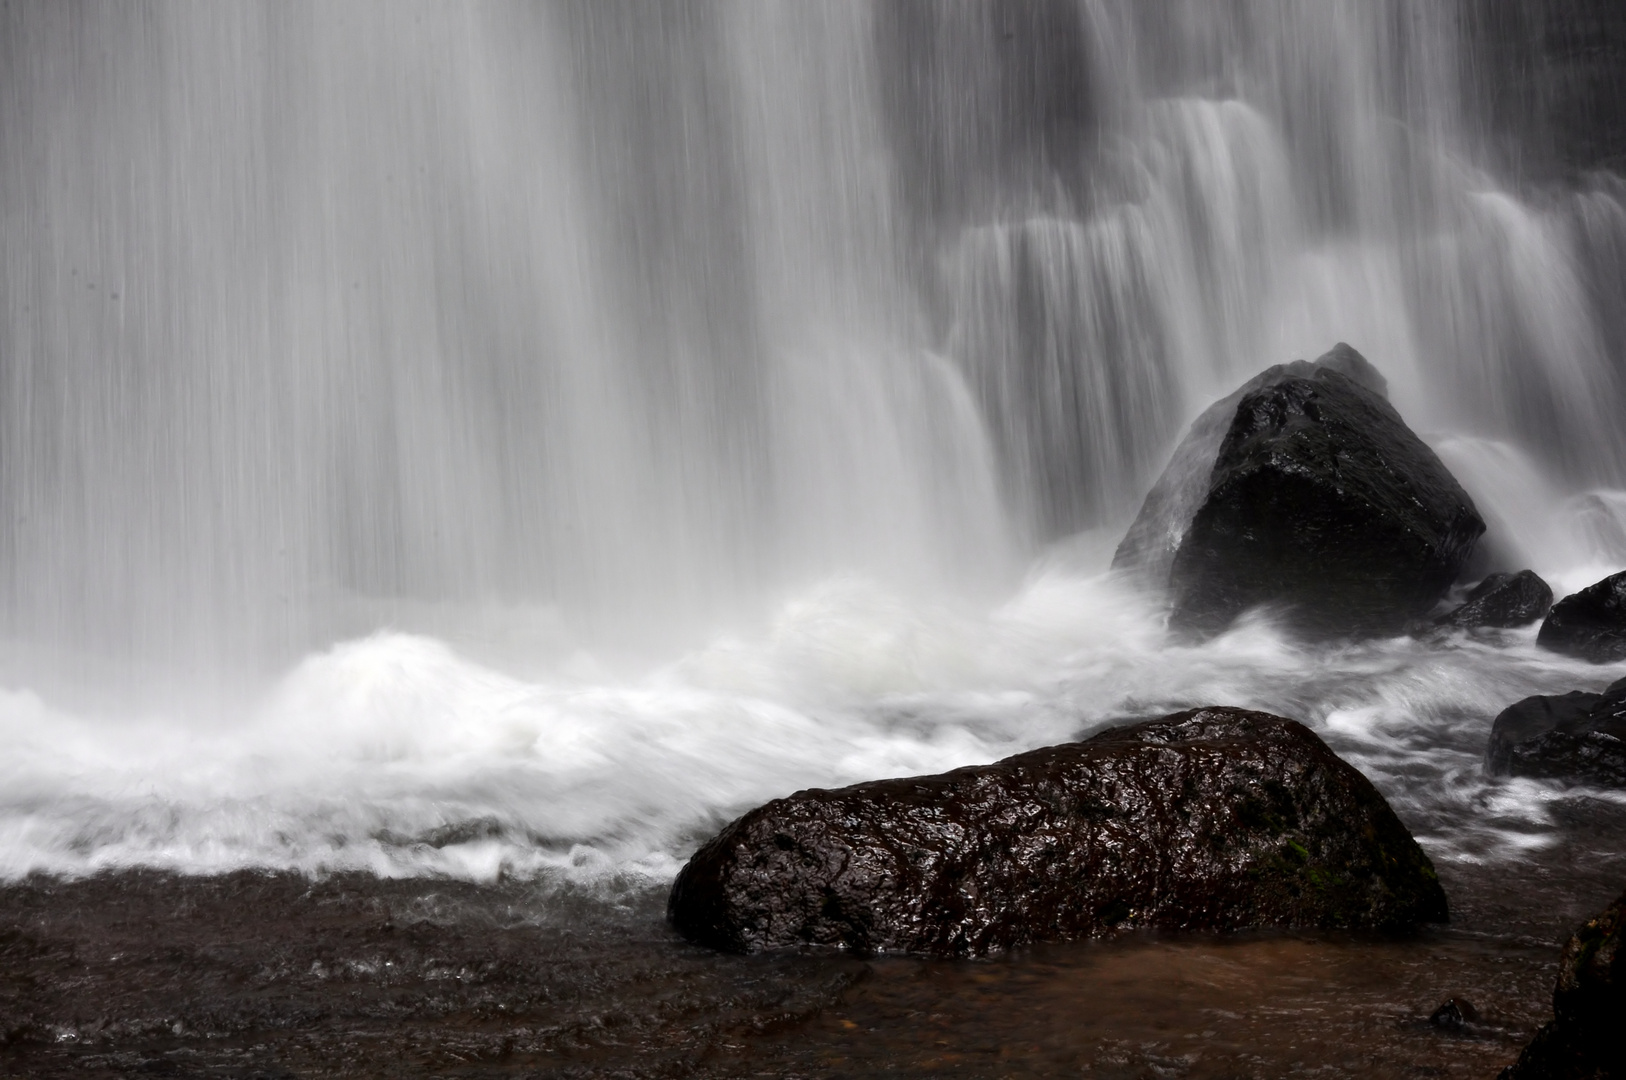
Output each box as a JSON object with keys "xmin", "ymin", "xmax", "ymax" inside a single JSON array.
[
  {"xmin": 0, "ymin": 1, "xmax": 1624, "ymax": 887},
  {"xmin": 2, "ymin": 567, "xmax": 1622, "ymax": 885}
]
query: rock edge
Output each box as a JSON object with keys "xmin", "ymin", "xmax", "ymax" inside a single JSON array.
[{"xmin": 669, "ymin": 706, "xmax": 1447, "ymax": 957}]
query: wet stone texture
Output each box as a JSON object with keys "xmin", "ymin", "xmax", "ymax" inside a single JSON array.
[
  {"xmin": 668, "ymin": 707, "xmax": 1448, "ymax": 957},
  {"xmin": 1437, "ymin": 570, "xmax": 1555, "ymax": 629},
  {"xmin": 1166, "ymin": 359, "xmax": 1484, "ymax": 639},
  {"xmin": 1489, "ymin": 678, "xmax": 1626, "ymax": 786},
  {"xmin": 1112, "ymin": 343, "xmax": 1391, "ymax": 595},
  {"xmin": 1500, "ymin": 888, "xmax": 1626, "ymax": 1079},
  {"xmin": 1538, "ymin": 571, "xmax": 1626, "ymax": 664}
]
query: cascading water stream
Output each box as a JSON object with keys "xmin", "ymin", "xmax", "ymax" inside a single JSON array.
[{"xmin": 0, "ymin": 0, "xmax": 1623, "ymax": 885}]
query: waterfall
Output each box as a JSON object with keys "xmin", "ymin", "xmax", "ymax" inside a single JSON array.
[{"xmin": 1, "ymin": 0, "xmax": 1624, "ymax": 692}]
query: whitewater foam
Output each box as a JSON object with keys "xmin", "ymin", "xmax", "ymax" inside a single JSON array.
[{"xmin": 3, "ymin": 554, "xmax": 1622, "ymax": 890}]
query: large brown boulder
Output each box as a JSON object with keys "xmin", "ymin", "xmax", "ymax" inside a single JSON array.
[
  {"xmin": 1113, "ymin": 344, "xmax": 1484, "ymax": 639},
  {"xmin": 1499, "ymin": 888, "xmax": 1626, "ymax": 1079},
  {"xmin": 668, "ymin": 707, "xmax": 1447, "ymax": 957}
]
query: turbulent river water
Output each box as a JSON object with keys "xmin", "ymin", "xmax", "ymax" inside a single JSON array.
[{"xmin": 3, "ymin": 1, "xmax": 1626, "ymax": 1076}]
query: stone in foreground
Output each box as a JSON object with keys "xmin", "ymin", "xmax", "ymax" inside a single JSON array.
[
  {"xmin": 1538, "ymin": 571, "xmax": 1626, "ymax": 663},
  {"xmin": 1436, "ymin": 570, "xmax": 1554, "ymax": 629},
  {"xmin": 1498, "ymin": 888, "xmax": 1626, "ymax": 1080},
  {"xmin": 1488, "ymin": 679, "xmax": 1626, "ymax": 786},
  {"xmin": 1114, "ymin": 344, "xmax": 1483, "ymax": 640},
  {"xmin": 668, "ymin": 707, "xmax": 1447, "ymax": 957}
]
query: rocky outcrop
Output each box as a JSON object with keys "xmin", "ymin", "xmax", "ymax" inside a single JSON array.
[
  {"xmin": 668, "ymin": 707, "xmax": 1447, "ymax": 957},
  {"xmin": 1538, "ymin": 571, "xmax": 1626, "ymax": 663},
  {"xmin": 1436, "ymin": 570, "xmax": 1554, "ymax": 629},
  {"xmin": 1113, "ymin": 344, "xmax": 1385, "ymax": 592},
  {"xmin": 1488, "ymin": 678, "xmax": 1626, "ymax": 786},
  {"xmin": 1498, "ymin": 888, "xmax": 1626, "ymax": 1079},
  {"xmin": 1114, "ymin": 344, "xmax": 1484, "ymax": 639}
]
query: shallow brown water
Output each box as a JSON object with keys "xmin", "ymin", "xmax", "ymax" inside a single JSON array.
[{"xmin": 3, "ymin": 796, "xmax": 1625, "ymax": 1080}]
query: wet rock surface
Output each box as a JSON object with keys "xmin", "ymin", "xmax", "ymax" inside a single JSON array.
[
  {"xmin": 1437, "ymin": 571, "xmax": 1554, "ymax": 629},
  {"xmin": 1170, "ymin": 359, "xmax": 1482, "ymax": 638},
  {"xmin": 668, "ymin": 707, "xmax": 1448, "ymax": 958},
  {"xmin": 1114, "ymin": 344, "xmax": 1484, "ymax": 640},
  {"xmin": 1488, "ymin": 678, "xmax": 1626, "ymax": 787},
  {"xmin": 1113, "ymin": 343, "xmax": 1388, "ymax": 592},
  {"xmin": 1538, "ymin": 571, "xmax": 1626, "ymax": 663},
  {"xmin": 1499, "ymin": 888, "xmax": 1626, "ymax": 1079},
  {"xmin": 1429, "ymin": 995, "xmax": 1481, "ymax": 1030}
]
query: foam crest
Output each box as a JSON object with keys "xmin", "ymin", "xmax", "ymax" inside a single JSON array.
[{"xmin": 2, "ymin": 567, "xmax": 1622, "ymax": 888}]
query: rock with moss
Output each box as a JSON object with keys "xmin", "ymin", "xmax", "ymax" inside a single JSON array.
[
  {"xmin": 1499, "ymin": 888, "xmax": 1626, "ymax": 1079},
  {"xmin": 668, "ymin": 707, "xmax": 1448, "ymax": 957}
]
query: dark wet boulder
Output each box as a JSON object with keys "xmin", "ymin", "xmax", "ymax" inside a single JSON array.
[
  {"xmin": 1488, "ymin": 678, "xmax": 1626, "ymax": 786},
  {"xmin": 1538, "ymin": 571, "xmax": 1626, "ymax": 663},
  {"xmin": 1436, "ymin": 570, "xmax": 1554, "ymax": 629},
  {"xmin": 1114, "ymin": 343, "xmax": 1387, "ymax": 591},
  {"xmin": 1114, "ymin": 343, "xmax": 1484, "ymax": 639},
  {"xmin": 1428, "ymin": 996, "xmax": 1480, "ymax": 1030},
  {"xmin": 1498, "ymin": 888, "xmax": 1626, "ymax": 1079},
  {"xmin": 668, "ymin": 707, "xmax": 1447, "ymax": 957}
]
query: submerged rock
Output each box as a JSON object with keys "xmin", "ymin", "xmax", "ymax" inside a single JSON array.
[
  {"xmin": 1538, "ymin": 571, "xmax": 1626, "ymax": 663},
  {"xmin": 1428, "ymin": 996, "xmax": 1480, "ymax": 1030},
  {"xmin": 1499, "ymin": 889, "xmax": 1626, "ymax": 1079},
  {"xmin": 668, "ymin": 707, "xmax": 1447, "ymax": 957},
  {"xmin": 1488, "ymin": 678, "xmax": 1626, "ymax": 786},
  {"xmin": 1114, "ymin": 344, "xmax": 1484, "ymax": 639},
  {"xmin": 1436, "ymin": 570, "xmax": 1554, "ymax": 629}
]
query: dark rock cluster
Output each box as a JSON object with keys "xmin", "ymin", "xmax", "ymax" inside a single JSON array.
[
  {"xmin": 1500, "ymin": 888, "xmax": 1626, "ymax": 1079},
  {"xmin": 1488, "ymin": 678, "xmax": 1626, "ymax": 787},
  {"xmin": 1538, "ymin": 571, "xmax": 1626, "ymax": 663},
  {"xmin": 669, "ymin": 707, "xmax": 1447, "ymax": 958},
  {"xmin": 1114, "ymin": 344, "xmax": 1484, "ymax": 640},
  {"xmin": 1435, "ymin": 570, "xmax": 1554, "ymax": 629}
]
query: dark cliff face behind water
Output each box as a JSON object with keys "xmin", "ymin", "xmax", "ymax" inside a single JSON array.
[{"xmin": 1465, "ymin": 0, "xmax": 1626, "ymax": 176}]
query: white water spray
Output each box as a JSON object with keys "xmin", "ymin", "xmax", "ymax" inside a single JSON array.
[{"xmin": 0, "ymin": 1, "xmax": 1623, "ymax": 884}]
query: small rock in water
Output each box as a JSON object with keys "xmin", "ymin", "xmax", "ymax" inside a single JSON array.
[
  {"xmin": 1487, "ymin": 679, "xmax": 1626, "ymax": 787},
  {"xmin": 1114, "ymin": 343, "xmax": 1484, "ymax": 640},
  {"xmin": 1429, "ymin": 996, "xmax": 1480, "ymax": 1029},
  {"xmin": 1436, "ymin": 570, "xmax": 1554, "ymax": 629},
  {"xmin": 1498, "ymin": 889, "xmax": 1626, "ymax": 1079},
  {"xmin": 668, "ymin": 707, "xmax": 1448, "ymax": 957},
  {"xmin": 1538, "ymin": 571, "xmax": 1626, "ymax": 663}
]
